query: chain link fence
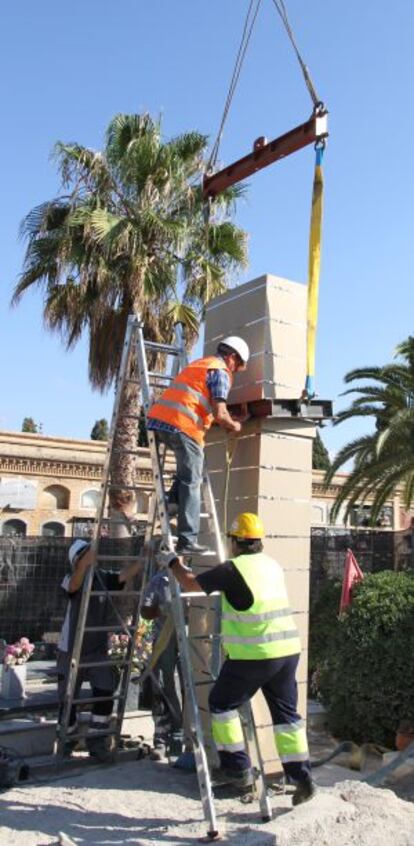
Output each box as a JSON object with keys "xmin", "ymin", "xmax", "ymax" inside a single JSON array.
[
  {"xmin": 310, "ymin": 527, "xmax": 414, "ymax": 601},
  {"xmin": 0, "ymin": 534, "xmax": 145, "ymax": 645},
  {"xmin": 1, "ymin": 529, "xmax": 413, "ymax": 645}
]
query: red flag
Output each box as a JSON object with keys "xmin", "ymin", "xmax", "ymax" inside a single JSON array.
[{"xmin": 339, "ymin": 549, "xmax": 364, "ymax": 613}]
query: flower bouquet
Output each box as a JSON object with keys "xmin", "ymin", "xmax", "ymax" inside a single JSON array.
[
  {"xmin": 2, "ymin": 637, "xmax": 35, "ymax": 699},
  {"xmin": 108, "ymin": 620, "xmax": 153, "ymax": 673}
]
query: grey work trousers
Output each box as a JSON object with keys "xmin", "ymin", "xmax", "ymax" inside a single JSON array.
[{"xmin": 156, "ymin": 429, "xmax": 204, "ymax": 544}]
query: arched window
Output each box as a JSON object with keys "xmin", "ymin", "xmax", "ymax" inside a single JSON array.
[
  {"xmin": 80, "ymin": 489, "xmax": 100, "ymax": 509},
  {"xmin": 41, "ymin": 521, "xmax": 65, "ymax": 537},
  {"xmin": 2, "ymin": 519, "xmax": 27, "ymax": 537},
  {"xmin": 311, "ymin": 504, "xmax": 326, "ymax": 525},
  {"xmin": 40, "ymin": 485, "xmax": 70, "ymax": 510}
]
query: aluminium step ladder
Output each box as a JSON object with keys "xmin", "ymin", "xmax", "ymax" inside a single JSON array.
[
  {"xmin": 56, "ymin": 313, "xmax": 271, "ymax": 839},
  {"xmin": 55, "ymin": 317, "xmax": 180, "ymax": 762},
  {"xmin": 135, "ymin": 316, "xmax": 272, "ymax": 839}
]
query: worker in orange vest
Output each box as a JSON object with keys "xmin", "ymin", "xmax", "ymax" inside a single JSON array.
[{"xmin": 147, "ymin": 336, "xmax": 249, "ymax": 554}]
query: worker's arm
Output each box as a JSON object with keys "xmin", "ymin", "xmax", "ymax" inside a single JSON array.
[
  {"xmin": 166, "ymin": 555, "xmax": 204, "ymax": 593},
  {"xmin": 67, "ymin": 546, "xmax": 94, "ymax": 593},
  {"xmin": 212, "ymin": 400, "xmax": 242, "ymax": 433}
]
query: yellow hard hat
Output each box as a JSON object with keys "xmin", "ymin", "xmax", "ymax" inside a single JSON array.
[{"xmin": 228, "ymin": 512, "xmax": 265, "ymax": 540}]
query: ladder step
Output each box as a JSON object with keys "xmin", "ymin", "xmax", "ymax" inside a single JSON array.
[
  {"xmin": 188, "ymin": 634, "xmax": 222, "ymax": 641},
  {"xmin": 180, "ymin": 590, "xmax": 220, "ymax": 598},
  {"xmin": 109, "ymin": 483, "xmax": 146, "ymax": 492},
  {"xmin": 78, "ymin": 658, "xmax": 130, "ymax": 669},
  {"xmin": 72, "ymin": 693, "xmax": 122, "ymax": 705},
  {"xmin": 61, "ymin": 727, "xmax": 117, "ymax": 740},
  {"xmin": 96, "ymin": 555, "xmax": 140, "ymax": 562},
  {"xmin": 179, "ymin": 550, "xmax": 217, "ymax": 558},
  {"xmin": 89, "ymin": 591, "xmax": 140, "ymax": 597},
  {"xmin": 144, "ymin": 341, "xmax": 179, "ymax": 355},
  {"xmin": 84, "ymin": 625, "xmax": 135, "ymax": 633},
  {"xmin": 148, "ymin": 371, "xmax": 174, "ymax": 381}
]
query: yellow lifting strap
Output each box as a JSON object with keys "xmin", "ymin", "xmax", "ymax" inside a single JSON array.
[{"xmin": 305, "ymin": 144, "xmax": 324, "ymax": 398}]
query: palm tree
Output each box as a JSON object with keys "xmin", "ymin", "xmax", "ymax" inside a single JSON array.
[
  {"xmin": 12, "ymin": 113, "xmax": 247, "ymax": 490},
  {"xmin": 326, "ymin": 337, "xmax": 414, "ymax": 524}
]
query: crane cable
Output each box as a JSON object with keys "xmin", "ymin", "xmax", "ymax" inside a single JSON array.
[
  {"xmin": 269, "ymin": 0, "xmax": 322, "ymax": 109},
  {"xmin": 207, "ymin": 0, "xmax": 323, "ymax": 173},
  {"xmin": 207, "ymin": 0, "xmax": 263, "ymax": 174},
  {"xmin": 205, "ymin": 0, "xmax": 326, "ymax": 398}
]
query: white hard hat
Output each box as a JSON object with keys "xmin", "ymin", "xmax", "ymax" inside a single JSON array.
[
  {"xmin": 220, "ymin": 336, "xmax": 250, "ymax": 364},
  {"xmin": 68, "ymin": 539, "xmax": 90, "ymax": 568}
]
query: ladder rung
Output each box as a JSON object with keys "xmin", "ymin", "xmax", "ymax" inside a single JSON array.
[
  {"xmin": 84, "ymin": 625, "xmax": 135, "ymax": 633},
  {"xmin": 145, "ymin": 341, "xmax": 179, "ymax": 355},
  {"xmin": 96, "ymin": 555, "xmax": 140, "ymax": 562},
  {"xmin": 179, "ymin": 550, "xmax": 217, "ymax": 558},
  {"xmin": 148, "ymin": 371, "xmax": 174, "ymax": 381},
  {"xmin": 194, "ymin": 680, "xmax": 214, "ymax": 687},
  {"xmin": 78, "ymin": 658, "xmax": 130, "ymax": 669},
  {"xmin": 188, "ymin": 634, "xmax": 222, "ymax": 641},
  {"xmin": 89, "ymin": 591, "xmax": 140, "ymax": 597},
  {"xmin": 72, "ymin": 693, "xmax": 122, "ymax": 705},
  {"xmin": 61, "ymin": 727, "xmax": 117, "ymax": 740},
  {"xmin": 109, "ymin": 483, "xmax": 145, "ymax": 492},
  {"xmin": 180, "ymin": 591, "xmax": 220, "ymax": 598}
]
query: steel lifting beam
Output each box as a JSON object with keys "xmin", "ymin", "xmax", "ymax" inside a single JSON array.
[
  {"xmin": 203, "ymin": 110, "xmax": 328, "ymax": 199},
  {"xmin": 228, "ymin": 396, "xmax": 333, "ymax": 422}
]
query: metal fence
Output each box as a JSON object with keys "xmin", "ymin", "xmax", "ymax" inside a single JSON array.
[
  {"xmin": 310, "ymin": 527, "xmax": 414, "ymax": 601},
  {"xmin": 0, "ymin": 535, "xmax": 144, "ymax": 645},
  {"xmin": 1, "ymin": 530, "xmax": 413, "ymax": 645}
]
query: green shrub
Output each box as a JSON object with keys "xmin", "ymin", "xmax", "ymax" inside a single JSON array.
[{"xmin": 311, "ymin": 571, "xmax": 414, "ymax": 747}]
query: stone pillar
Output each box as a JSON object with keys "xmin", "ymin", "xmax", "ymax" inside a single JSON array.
[{"xmin": 202, "ymin": 274, "xmax": 315, "ymax": 774}]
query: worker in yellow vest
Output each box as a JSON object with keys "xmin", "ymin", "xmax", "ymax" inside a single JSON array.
[
  {"xmin": 147, "ymin": 337, "xmax": 249, "ymax": 554},
  {"xmin": 162, "ymin": 512, "xmax": 315, "ymax": 806}
]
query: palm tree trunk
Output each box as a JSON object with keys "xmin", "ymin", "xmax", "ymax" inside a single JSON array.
[{"xmin": 112, "ymin": 380, "xmax": 139, "ymax": 489}]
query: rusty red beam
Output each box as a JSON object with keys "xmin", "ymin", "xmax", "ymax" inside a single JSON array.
[{"xmin": 203, "ymin": 111, "xmax": 328, "ymax": 199}]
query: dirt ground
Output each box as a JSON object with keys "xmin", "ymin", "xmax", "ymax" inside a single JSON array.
[{"xmin": 1, "ymin": 717, "xmax": 414, "ymax": 845}]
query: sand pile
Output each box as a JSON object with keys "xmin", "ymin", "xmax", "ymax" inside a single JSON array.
[{"xmin": 0, "ymin": 761, "xmax": 413, "ymax": 845}]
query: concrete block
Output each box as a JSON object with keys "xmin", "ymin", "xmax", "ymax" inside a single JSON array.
[
  {"xmin": 257, "ymin": 466, "xmax": 310, "ymax": 500},
  {"xmin": 285, "ymin": 570, "xmax": 310, "ymax": 612},
  {"xmin": 204, "ymin": 275, "xmax": 307, "ymax": 404},
  {"xmin": 263, "ymin": 537, "xmax": 310, "ymax": 570}
]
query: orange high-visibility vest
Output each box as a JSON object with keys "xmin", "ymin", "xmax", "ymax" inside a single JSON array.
[{"xmin": 147, "ymin": 356, "xmax": 232, "ymax": 445}]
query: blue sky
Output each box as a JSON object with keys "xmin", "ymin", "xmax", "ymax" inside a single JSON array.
[{"xmin": 1, "ymin": 1, "xmax": 413, "ymax": 457}]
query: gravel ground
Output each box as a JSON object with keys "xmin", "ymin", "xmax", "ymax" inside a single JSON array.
[
  {"xmin": 1, "ymin": 713, "xmax": 413, "ymax": 845},
  {"xmin": 1, "ymin": 758, "xmax": 414, "ymax": 846}
]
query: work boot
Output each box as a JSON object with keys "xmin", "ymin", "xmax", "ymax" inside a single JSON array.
[
  {"xmin": 150, "ymin": 740, "xmax": 167, "ymax": 761},
  {"xmin": 86, "ymin": 734, "xmax": 114, "ymax": 763},
  {"xmin": 212, "ymin": 767, "xmax": 254, "ymax": 789},
  {"xmin": 176, "ymin": 539, "xmax": 209, "ymax": 555},
  {"xmin": 292, "ymin": 777, "xmax": 316, "ymax": 806},
  {"xmin": 168, "ymin": 735, "xmax": 183, "ymax": 760},
  {"xmin": 59, "ymin": 722, "xmax": 79, "ymax": 756}
]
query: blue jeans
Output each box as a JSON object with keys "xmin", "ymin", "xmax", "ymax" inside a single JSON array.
[{"xmin": 156, "ymin": 430, "xmax": 204, "ymax": 544}]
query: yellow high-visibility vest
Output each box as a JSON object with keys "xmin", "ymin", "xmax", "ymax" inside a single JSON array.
[{"xmin": 221, "ymin": 552, "xmax": 301, "ymax": 660}]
